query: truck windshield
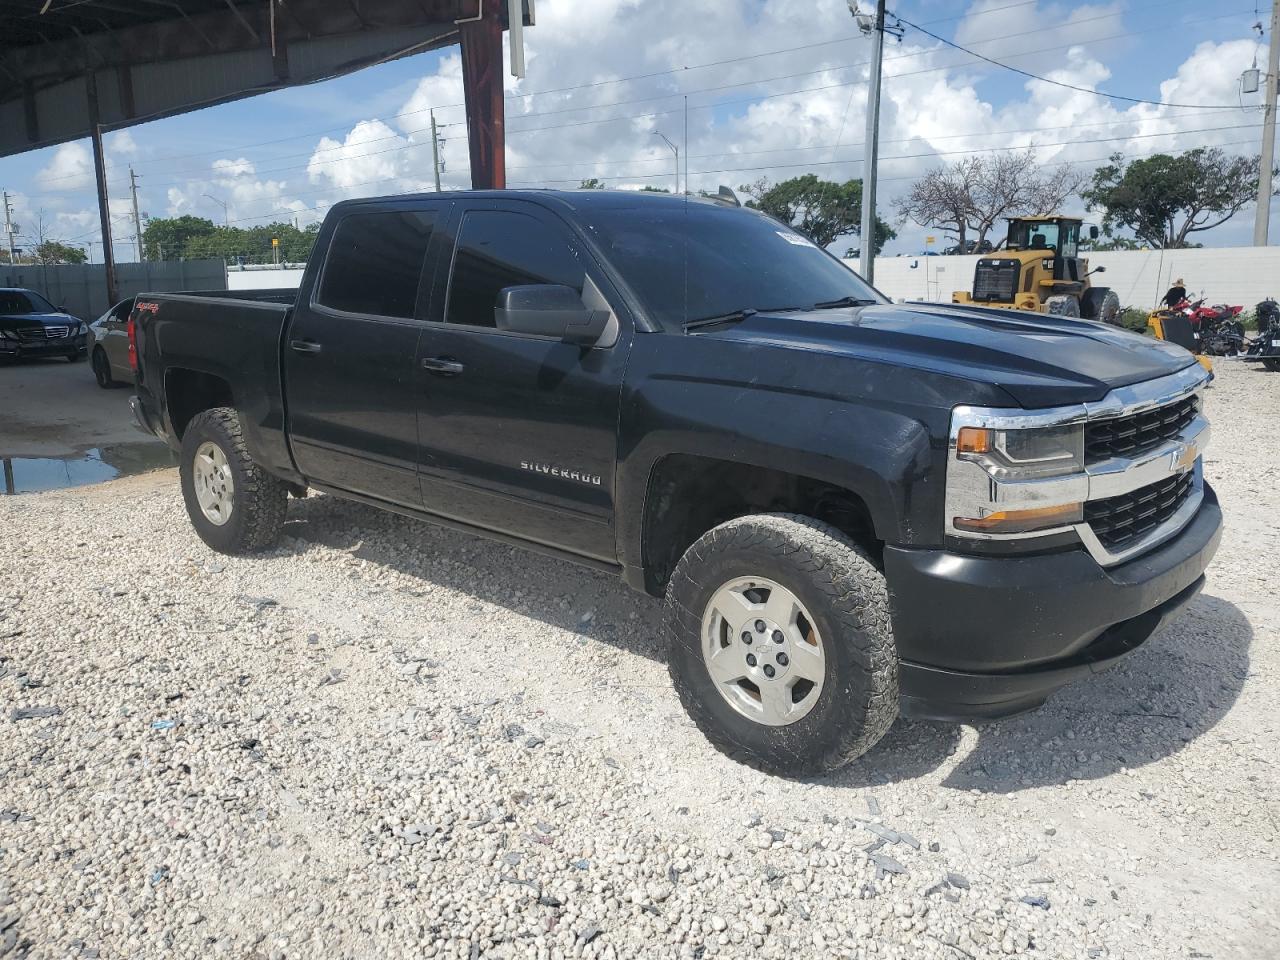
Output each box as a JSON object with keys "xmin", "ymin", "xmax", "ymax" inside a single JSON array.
[{"xmin": 580, "ymin": 201, "xmax": 883, "ymax": 329}]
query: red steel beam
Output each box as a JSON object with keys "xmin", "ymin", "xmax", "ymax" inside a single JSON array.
[{"xmin": 458, "ymin": 1, "xmax": 505, "ymax": 189}]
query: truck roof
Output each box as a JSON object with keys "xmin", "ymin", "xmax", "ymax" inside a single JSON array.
[{"xmin": 331, "ymin": 188, "xmax": 737, "ymax": 215}]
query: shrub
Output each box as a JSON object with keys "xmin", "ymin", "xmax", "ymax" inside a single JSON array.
[{"xmin": 1116, "ymin": 307, "xmax": 1150, "ymax": 333}]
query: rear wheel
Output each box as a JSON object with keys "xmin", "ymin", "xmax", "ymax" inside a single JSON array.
[
  {"xmin": 1046, "ymin": 295, "xmax": 1081, "ymax": 318},
  {"xmin": 666, "ymin": 514, "xmax": 899, "ymax": 776},
  {"xmin": 91, "ymin": 348, "xmax": 116, "ymax": 388},
  {"xmin": 179, "ymin": 407, "xmax": 287, "ymax": 554},
  {"xmin": 1264, "ymin": 358, "xmax": 1280, "ymax": 373}
]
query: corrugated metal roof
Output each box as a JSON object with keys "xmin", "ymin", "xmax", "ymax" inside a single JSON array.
[{"xmin": 0, "ymin": 0, "xmax": 479, "ymax": 158}]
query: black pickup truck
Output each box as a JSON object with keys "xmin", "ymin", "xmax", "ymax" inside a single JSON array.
[{"xmin": 130, "ymin": 190, "xmax": 1220, "ymax": 775}]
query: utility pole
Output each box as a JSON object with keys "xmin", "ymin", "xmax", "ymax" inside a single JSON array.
[
  {"xmin": 129, "ymin": 166, "xmax": 144, "ymax": 262},
  {"xmin": 430, "ymin": 109, "xmax": 443, "ymax": 192},
  {"xmin": 858, "ymin": 0, "xmax": 887, "ymax": 282},
  {"xmin": 2, "ymin": 191, "xmax": 16, "ymax": 265},
  {"xmin": 1255, "ymin": 1, "xmax": 1280, "ymax": 246}
]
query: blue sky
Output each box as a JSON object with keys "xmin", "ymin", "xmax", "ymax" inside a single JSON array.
[{"xmin": 0, "ymin": 0, "xmax": 1272, "ymax": 259}]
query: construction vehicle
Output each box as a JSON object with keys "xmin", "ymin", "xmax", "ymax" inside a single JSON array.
[
  {"xmin": 1146, "ymin": 309, "xmax": 1214, "ymax": 374},
  {"xmin": 952, "ymin": 216, "xmax": 1120, "ymax": 324}
]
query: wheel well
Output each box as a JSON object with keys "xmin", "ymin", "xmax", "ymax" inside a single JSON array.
[
  {"xmin": 641, "ymin": 454, "xmax": 881, "ymax": 596},
  {"xmin": 164, "ymin": 368, "xmax": 233, "ymax": 439}
]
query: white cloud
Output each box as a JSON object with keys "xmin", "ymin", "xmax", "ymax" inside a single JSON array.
[
  {"xmin": 11, "ymin": 0, "xmax": 1268, "ymax": 253},
  {"xmin": 107, "ymin": 131, "xmax": 138, "ymax": 156},
  {"xmin": 35, "ymin": 143, "xmax": 93, "ymax": 192}
]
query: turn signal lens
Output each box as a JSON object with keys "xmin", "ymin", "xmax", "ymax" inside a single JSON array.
[
  {"xmin": 953, "ymin": 502, "xmax": 1082, "ymax": 534},
  {"xmin": 956, "ymin": 427, "xmax": 992, "ymax": 454}
]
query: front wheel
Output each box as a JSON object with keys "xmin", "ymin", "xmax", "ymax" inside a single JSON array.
[
  {"xmin": 1046, "ymin": 295, "xmax": 1081, "ymax": 318},
  {"xmin": 1264, "ymin": 358, "xmax": 1280, "ymax": 373},
  {"xmin": 179, "ymin": 407, "xmax": 287, "ymax": 554},
  {"xmin": 666, "ymin": 514, "xmax": 899, "ymax": 776}
]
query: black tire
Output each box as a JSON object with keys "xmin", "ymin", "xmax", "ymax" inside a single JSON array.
[
  {"xmin": 91, "ymin": 348, "xmax": 115, "ymax": 388},
  {"xmin": 179, "ymin": 407, "xmax": 287, "ymax": 555},
  {"xmin": 1046, "ymin": 295, "xmax": 1081, "ymax": 318},
  {"xmin": 1264, "ymin": 358, "xmax": 1280, "ymax": 373},
  {"xmin": 665, "ymin": 513, "xmax": 899, "ymax": 776},
  {"xmin": 1082, "ymin": 287, "xmax": 1121, "ymax": 325},
  {"xmin": 67, "ymin": 350, "xmax": 86, "ymax": 362}
]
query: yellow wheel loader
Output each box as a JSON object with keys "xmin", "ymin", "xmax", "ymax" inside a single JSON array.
[{"xmin": 952, "ymin": 216, "xmax": 1120, "ymax": 324}]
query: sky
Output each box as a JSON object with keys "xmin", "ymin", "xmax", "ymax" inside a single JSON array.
[{"xmin": 0, "ymin": 0, "xmax": 1274, "ymax": 260}]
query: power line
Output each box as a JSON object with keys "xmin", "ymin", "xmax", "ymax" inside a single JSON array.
[
  {"xmin": 893, "ymin": 11, "xmax": 1242, "ymax": 109},
  {"xmin": 35, "ymin": 0, "xmax": 1230, "ymax": 188}
]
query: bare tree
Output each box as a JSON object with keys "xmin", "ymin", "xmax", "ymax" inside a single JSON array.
[
  {"xmin": 895, "ymin": 159, "xmax": 978, "ymax": 249},
  {"xmin": 897, "ymin": 150, "xmax": 1087, "ymax": 249}
]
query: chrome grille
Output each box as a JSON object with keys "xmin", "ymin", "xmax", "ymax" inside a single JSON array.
[
  {"xmin": 1083, "ymin": 471, "xmax": 1195, "ymax": 552},
  {"xmin": 1085, "ymin": 394, "xmax": 1199, "ymax": 463},
  {"xmin": 43, "ymin": 325, "xmax": 69, "ymax": 339}
]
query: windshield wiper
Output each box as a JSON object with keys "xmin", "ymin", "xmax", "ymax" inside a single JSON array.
[
  {"xmin": 682, "ymin": 308, "xmax": 758, "ymax": 331},
  {"xmin": 812, "ymin": 295, "xmax": 879, "ymax": 309},
  {"xmin": 683, "ymin": 305, "xmax": 815, "ymax": 331}
]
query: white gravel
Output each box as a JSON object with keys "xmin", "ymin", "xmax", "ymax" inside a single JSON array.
[{"xmin": 3, "ymin": 361, "xmax": 1278, "ymax": 960}]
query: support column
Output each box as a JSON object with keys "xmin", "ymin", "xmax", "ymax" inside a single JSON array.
[
  {"xmin": 86, "ymin": 71, "xmax": 118, "ymax": 305},
  {"xmin": 458, "ymin": 3, "xmax": 505, "ymax": 189}
]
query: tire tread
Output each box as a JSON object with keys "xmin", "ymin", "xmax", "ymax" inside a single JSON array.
[{"xmin": 665, "ymin": 513, "xmax": 898, "ymax": 775}]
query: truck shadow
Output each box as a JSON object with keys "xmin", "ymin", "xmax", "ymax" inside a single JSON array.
[
  {"xmin": 827, "ymin": 593, "xmax": 1252, "ymax": 793},
  {"xmin": 281, "ymin": 496, "xmax": 1251, "ymax": 794}
]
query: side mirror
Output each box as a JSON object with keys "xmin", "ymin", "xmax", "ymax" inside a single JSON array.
[
  {"xmin": 495, "ymin": 284, "xmax": 608, "ymax": 345},
  {"xmin": 1094, "ymin": 265, "xmax": 1106, "ymax": 274},
  {"xmin": 57, "ymin": 304, "xmax": 68, "ymax": 312},
  {"xmin": 1089, "ymin": 225, "xmax": 1099, "ymax": 240}
]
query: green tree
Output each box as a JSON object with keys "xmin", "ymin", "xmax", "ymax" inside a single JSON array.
[
  {"xmin": 578, "ymin": 178, "xmax": 606, "ymax": 190},
  {"xmin": 32, "ymin": 240, "xmax": 87, "ymax": 264},
  {"xmin": 1083, "ymin": 149, "xmax": 1265, "ymax": 249},
  {"xmin": 640, "ymin": 185, "xmax": 671, "ymax": 193},
  {"xmin": 740, "ymin": 174, "xmax": 896, "ymax": 254},
  {"xmin": 142, "ymin": 215, "xmax": 217, "ymax": 261},
  {"xmin": 142, "ymin": 216, "xmax": 320, "ymax": 263}
]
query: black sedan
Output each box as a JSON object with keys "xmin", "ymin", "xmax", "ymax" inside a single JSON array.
[{"xmin": 0, "ymin": 287, "xmax": 89, "ymax": 362}]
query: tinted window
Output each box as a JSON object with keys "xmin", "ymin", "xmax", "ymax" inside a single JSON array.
[
  {"xmin": 579, "ymin": 202, "xmax": 883, "ymax": 328},
  {"xmin": 0, "ymin": 290, "xmax": 55, "ymax": 314},
  {"xmin": 316, "ymin": 210, "xmax": 435, "ymax": 318},
  {"xmin": 445, "ymin": 210, "xmax": 583, "ymax": 329}
]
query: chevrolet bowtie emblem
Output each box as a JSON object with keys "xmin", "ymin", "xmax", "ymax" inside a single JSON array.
[{"xmin": 1172, "ymin": 443, "xmax": 1198, "ymax": 473}]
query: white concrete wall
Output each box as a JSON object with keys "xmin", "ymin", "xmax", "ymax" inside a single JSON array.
[
  {"xmin": 860, "ymin": 246, "xmax": 1280, "ymax": 311},
  {"xmin": 227, "ymin": 267, "xmax": 305, "ymax": 290}
]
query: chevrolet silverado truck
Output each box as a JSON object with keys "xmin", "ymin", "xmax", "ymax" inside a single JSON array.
[{"xmin": 129, "ymin": 190, "xmax": 1221, "ymax": 775}]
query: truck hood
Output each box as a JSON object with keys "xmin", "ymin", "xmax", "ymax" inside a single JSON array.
[{"xmin": 700, "ymin": 302, "xmax": 1196, "ymax": 408}]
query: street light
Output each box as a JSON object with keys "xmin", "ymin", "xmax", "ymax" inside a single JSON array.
[
  {"xmin": 202, "ymin": 194, "xmax": 229, "ymax": 225},
  {"xmin": 653, "ymin": 131, "xmax": 680, "ymax": 195}
]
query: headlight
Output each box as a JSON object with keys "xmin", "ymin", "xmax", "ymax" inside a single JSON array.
[
  {"xmin": 76, "ymin": 321, "xmax": 88, "ymax": 335},
  {"xmin": 947, "ymin": 409, "xmax": 1088, "ymax": 538},
  {"xmin": 955, "ymin": 423, "xmax": 1084, "ymax": 479}
]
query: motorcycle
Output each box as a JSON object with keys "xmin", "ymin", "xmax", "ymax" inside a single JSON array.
[
  {"xmin": 1245, "ymin": 297, "xmax": 1280, "ymax": 372},
  {"xmin": 1171, "ymin": 298, "xmax": 1247, "ymax": 356}
]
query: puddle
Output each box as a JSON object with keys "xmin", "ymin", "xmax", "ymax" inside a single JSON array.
[{"xmin": 1, "ymin": 442, "xmax": 176, "ymax": 495}]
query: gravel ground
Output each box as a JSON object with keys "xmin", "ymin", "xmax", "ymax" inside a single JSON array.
[{"xmin": 3, "ymin": 361, "xmax": 1278, "ymax": 960}]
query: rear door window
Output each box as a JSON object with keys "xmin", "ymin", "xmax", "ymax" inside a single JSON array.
[{"xmin": 316, "ymin": 210, "xmax": 435, "ymax": 319}]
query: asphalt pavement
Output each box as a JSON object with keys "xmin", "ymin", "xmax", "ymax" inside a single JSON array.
[{"xmin": 0, "ymin": 355, "xmax": 151, "ymax": 458}]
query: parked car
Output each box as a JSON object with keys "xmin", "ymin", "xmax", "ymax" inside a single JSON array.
[
  {"xmin": 129, "ymin": 190, "xmax": 1221, "ymax": 776},
  {"xmin": 0, "ymin": 287, "xmax": 88, "ymax": 362},
  {"xmin": 89, "ymin": 296, "xmax": 135, "ymax": 387}
]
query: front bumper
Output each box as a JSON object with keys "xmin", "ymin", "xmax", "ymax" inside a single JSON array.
[
  {"xmin": 0, "ymin": 333, "xmax": 87, "ymax": 357},
  {"xmin": 887, "ymin": 483, "xmax": 1222, "ymax": 721}
]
